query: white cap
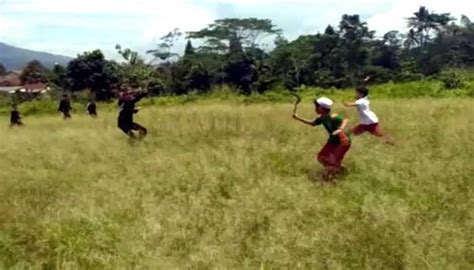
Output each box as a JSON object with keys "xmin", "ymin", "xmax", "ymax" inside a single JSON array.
[{"xmin": 316, "ymin": 97, "xmax": 333, "ymax": 109}]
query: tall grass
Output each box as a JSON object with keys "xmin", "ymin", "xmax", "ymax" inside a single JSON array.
[{"xmin": 0, "ymin": 98, "xmax": 473, "ymax": 269}]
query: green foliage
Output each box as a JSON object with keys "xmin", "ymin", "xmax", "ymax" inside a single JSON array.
[
  {"xmin": 1, "ymin": 79, "xmax": 472, "ymax": 116},
  {"xmin": 438, "ymin": 71, "xmax": 466, "ymax": 89},
  {"xmin": 187, "ymin": 18, "xmax": 281, "ymax": 50},
  {"xmin": 5, "ymin": 8, "xmax": 474, "ymax": 101},
  {"xmin": 116, "ymin": 45, "xmax": 165, "ymax": 95},
  {"xmin": 50, "ymin": 64, "xmax": 67, "ymax": 88},
  {"xmin": 147, "ymin": 29, "xmax": 182, "ymax": 62},
  {"xmin": 65, "ymin": 50, "xmax": 119, "ymax": 100},
  {"xmin": 184, "ymin": 40, "xmax": 195, "ymax": 56},
  {"xmin": 19, "ymin": 60, "xmax": 50, "ymax": 84}
]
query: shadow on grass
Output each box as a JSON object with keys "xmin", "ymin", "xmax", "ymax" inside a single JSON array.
[{"xmin": 306, "ymin": 167, "xmax": 349, "ymax": 185}]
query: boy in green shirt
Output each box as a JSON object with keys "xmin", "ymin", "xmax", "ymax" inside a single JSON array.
[{"xmin": 293, "ymin": 97, "xmax": 351, "ymax": 180}]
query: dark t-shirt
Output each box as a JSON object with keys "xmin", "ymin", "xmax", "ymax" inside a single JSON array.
[
  {"xmin": 118, "ymin": 93, "xmax": 146, "ymax": 123},
  {"xmin": 10, "ymin": 110, "xmax": 21, "ymax": 123},
  {"xmin": 87, "ymin": 103, "xmax": 97, "ymax": 115},
  {"xmin": 58, "ymin": 100, "xmax": 71, "ymax": 112}
]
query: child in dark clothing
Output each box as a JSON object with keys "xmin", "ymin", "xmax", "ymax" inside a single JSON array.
[
  {"xmin": 10, "ymin": 105, "xmax": 23, "ymax": 127},
  {"xmin": 86, "ymin": 100, "xmax": 97, "ymax": 117},
  {"xmin": 117, "ymin": 90, "xmax": 148, "ymax": 139},
  {"xmin": 58, "ymin": 95, "xmax": 72, "ymax": 119}
]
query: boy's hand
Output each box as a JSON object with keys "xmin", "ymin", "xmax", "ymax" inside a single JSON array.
[{"xmin": 332, "ymin": 129, "xmax": 342, "ymax": 135}]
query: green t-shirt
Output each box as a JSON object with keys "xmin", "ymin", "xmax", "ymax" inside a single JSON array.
[{"xmin": 313, "ymin": 114, "xmax": 350, "ymax": 144}]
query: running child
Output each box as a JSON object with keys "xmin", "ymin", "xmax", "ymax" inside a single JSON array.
[
  {"xmin": 343, "ymin": 86, "xmax": 394, "ymax": 144},
  {"xmin": 117, "ymin": 89, "xmax": 148, "ymax": 139},
  {"xmin": 293, "ymin": 97, "xmax": 351, "ymax": 180},
  {"xmin": 86, "ymin": 99, "xmax": 97, "ymax": 117},
  {"xmin": 10, "ymin": 105, "xmax": 23, "ymax": 127},
  {"xmin": 58, "ymin": 94, "xmax": 72, "ymax": 119}
]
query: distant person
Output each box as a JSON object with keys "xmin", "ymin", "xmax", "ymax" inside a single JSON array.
[
  {"xmin": 293, "ymin": 97, "xmax": 351, "ymax": 181},
  {"xmin": 86, "ymin": 99, "xmax": 97, "ymax": 117},
  {"xmin": 117, "ymin": 89, "xmax": 148, "ymax": 139},
  {"xmin": 10, "ymin": 105, "xmax": 23, "ymax": 127},
  {"xmin": 58, "ymin": 94, "xmax": 72, "ymax": 119},
  {"xmin": 343, "ymin": 86, "xmax": 394, "ymax": 144}
]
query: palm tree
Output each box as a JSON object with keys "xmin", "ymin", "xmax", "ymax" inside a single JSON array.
[
  {"xmin": 403, "ymin": 29, "xmax": 420, "ymax": 50},
  {"xmin": 407, "ymin": 6, "xmax": 454, "ymax": 48}
]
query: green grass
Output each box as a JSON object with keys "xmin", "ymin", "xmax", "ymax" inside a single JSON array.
[
  {"xmin": 0, "ymin": 98, "xmax": 473, "ymax": 269},
  {"xmin": 1, "ymin": 78, "xmax": 473, "ymax": 117}
]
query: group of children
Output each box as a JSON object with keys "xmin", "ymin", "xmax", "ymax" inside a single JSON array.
[
  {"xmin": 293, "ymin": 85, "xmax": 393, "ymax": 181},
  {"xmin": 10, "ymin": 90, "xmax": 148, "ymax": 140},
  {"xmin": 9, "ymin": 84, "xmax": 390, "ymax": 181}
]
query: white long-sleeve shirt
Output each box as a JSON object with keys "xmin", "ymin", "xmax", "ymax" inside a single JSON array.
[{"xmin": 355, "ymin": 97, "xmax": 379, "ymax": 125}]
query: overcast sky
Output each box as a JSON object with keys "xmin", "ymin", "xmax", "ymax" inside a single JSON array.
[{"xmin": 0, "ymin": 0, "xmax": 473, "ymax": 59}]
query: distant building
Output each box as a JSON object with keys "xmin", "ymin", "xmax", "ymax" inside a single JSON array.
[
  {"xmin": 19, "ymin": 83, "xmax": 50, "ymax": 94},
  {"xmin": 0, "ymin": 71, "xmax": 50, "ymax": 95},
  {"xmin": 0, "ymin": 71, "xmax": 22, "ymax": 87}
]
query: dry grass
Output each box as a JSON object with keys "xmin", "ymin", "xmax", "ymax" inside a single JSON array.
[{"xmin": 0, "ymin": 98, "xmax": 473, "ymax": 269}]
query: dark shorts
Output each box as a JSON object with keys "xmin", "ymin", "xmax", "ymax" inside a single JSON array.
[
  {"xmin": 62, "ymin": 111, "xmax": 71, "ymax": 118},
  {"xmin": 118, "ymin": 119, "xmax": 147, "ymax": 134},
  {"xmin": 351, "ymin": 123, "xmax": 384, "ymax": 137}
]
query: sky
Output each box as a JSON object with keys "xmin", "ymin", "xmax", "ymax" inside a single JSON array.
[{"xmin": 0, "ymin": 0, "xmax": 473, "ymax": 59}]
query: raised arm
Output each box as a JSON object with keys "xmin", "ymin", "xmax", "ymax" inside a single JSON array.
[
  {"xmin": 293, "ymin": 114, "xmax": 318, "ymax": 126},
  {"xmin": 343, "ymin": 101, "xmax": 357, "ymax": 107},
  {"xmin": 132, "ymin": 92, "xmax": 147, "ymax": 104},
  {"xmin": 332, "ymin": 115, "xmax": 349, "ymax": 135}
]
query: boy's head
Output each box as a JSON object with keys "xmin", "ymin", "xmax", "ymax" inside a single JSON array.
[
  {"xmin": 313, "ymin": 97, "xmax": 333, "ymax": 115},
  {"xmin": 356, "ymin": 86, "xmax": 369, "ymax": 99},
  {"xmin": 119, "ymin": 91, "xmax": 133, "ymax": 101}
]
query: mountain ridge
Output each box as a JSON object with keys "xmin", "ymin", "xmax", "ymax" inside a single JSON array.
[{"xmin": 0, "ymin": 42, "xmax": 73, "ymax": 71}]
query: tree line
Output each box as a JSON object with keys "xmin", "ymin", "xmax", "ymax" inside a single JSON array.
[{"xmin": 4, "ymin": 6, "xmax": 473, "ymax": 100}]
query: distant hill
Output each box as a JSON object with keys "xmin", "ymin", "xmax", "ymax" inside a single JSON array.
[{"xmin": 0, "ymin": 42, "xmax": 72, "ymax": 71}]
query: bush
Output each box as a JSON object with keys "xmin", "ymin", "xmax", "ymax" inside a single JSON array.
[{"xmin": 438, "ymin": 71, "xmax": 466, "ymax": 90}]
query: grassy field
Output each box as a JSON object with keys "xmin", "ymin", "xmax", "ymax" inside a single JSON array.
[{"xmin": 0, "ymin": 98, "xmax": 473, "ymax": 269}]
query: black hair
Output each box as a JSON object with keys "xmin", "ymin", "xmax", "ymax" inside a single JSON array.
[{"xmin": 356, "ymin": 86, "xmax": 369, "ymax": 97}]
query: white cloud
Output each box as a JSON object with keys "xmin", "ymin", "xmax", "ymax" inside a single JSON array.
[
  {"xmin": 367, "ymin": 0, "xmax": 474, "ymax": 36},
  {"xmin": 1, "ymin": 0, "xmax": 473, "ymax": 57},
  {"xmin": 0, "ymin": 15, "xmax": 30, "ymax": 43}
]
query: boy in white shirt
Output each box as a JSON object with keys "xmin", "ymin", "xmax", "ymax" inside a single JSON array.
[{"xmin": 344, "ymin": 86, "xmax": 394, "ymax": 144}]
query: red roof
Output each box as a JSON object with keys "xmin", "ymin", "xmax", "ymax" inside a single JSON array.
[{"xmin": 0, "ymin": 72, "xmax": 22, "ymax": 86}]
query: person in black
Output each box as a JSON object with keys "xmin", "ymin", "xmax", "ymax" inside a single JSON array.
[
  {"xmin": 10, "ymin": 105, "xmax": 23, "ymax": 127},
  {"xmin": 86, "ymin": 99, "xmax": 97, "ymax": 117},
  {"xmin": 117, "ymin": 90, "xmax": 148, "ymax": 139},
  {"xmin": 58, "ymin": 95, "xmax": 72, "ymax": 119}
]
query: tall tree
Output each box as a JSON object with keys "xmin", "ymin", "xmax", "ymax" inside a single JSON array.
[
  {"xmin": 147, "ymin": 29, "xmax": 182, "ymax": 62},
  {"xmin": 188, "ymin": 18, "xmax": 281, "ymax": 51},
  {"xmin": 0, "ymin": 62, "xmax": 6, "ymax": 76},
  {"xmin": 51, "ymin": 64, "xmax": 67, "ymax": 88},
  {"xmin": 115, "ymin": 45, "xmax": 164, "ymax": 95},
  {"xmin": 224, "ymin": 35, "xmax": 256, "ymax": 94},
  {"xmin": 407, "ymin": 6, "xmax": 454, "ymax": 48},
  {"xmin": 184, "ymin": 40, "xmax": 196, "ymax": 56},
  {"xmin": 19, "ymin": 60, "xmax": 49, "ymax": 84},
  {"xmin": 66, "ymin": 50, "xmax": 119, "ymax": 100}
]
